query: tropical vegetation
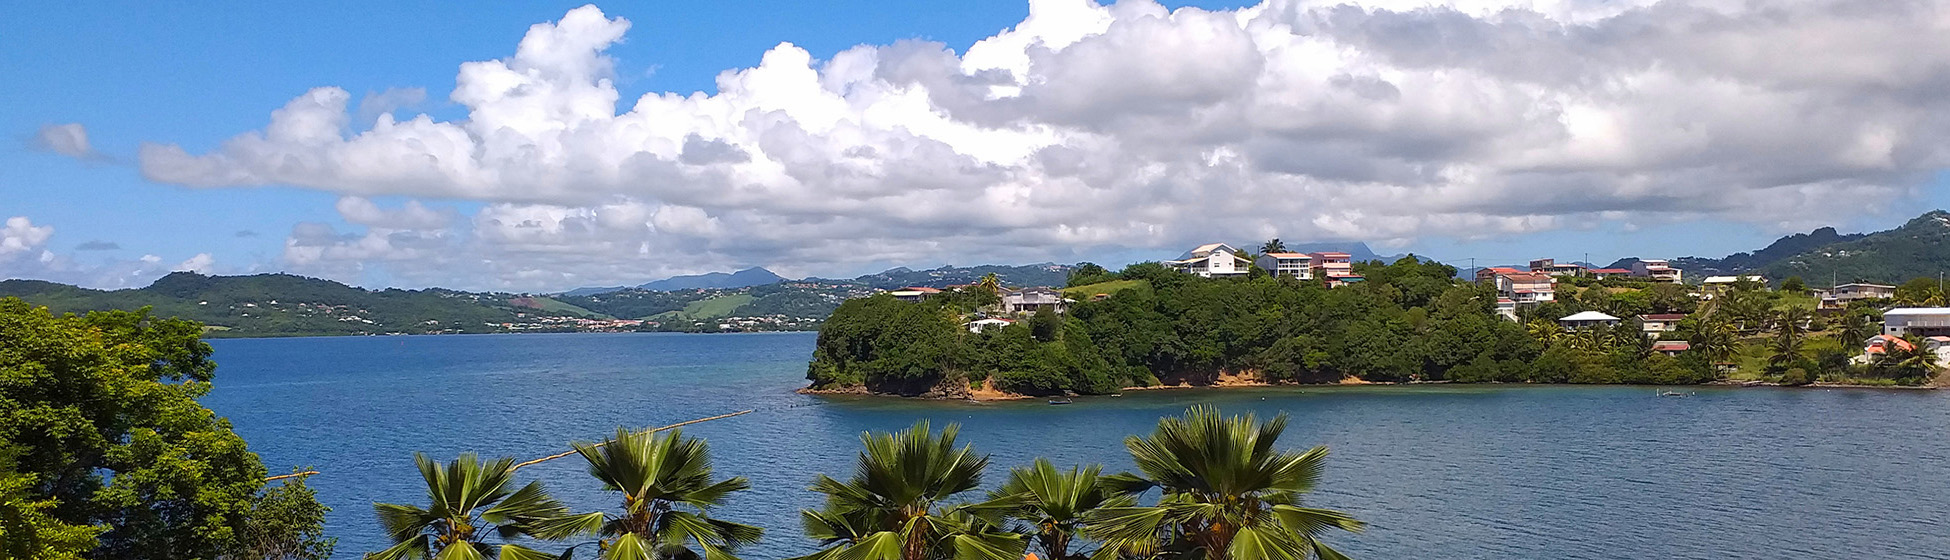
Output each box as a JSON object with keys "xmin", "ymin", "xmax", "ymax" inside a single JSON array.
[{"xmin": 0, "ymin": 297, "xmax": 335, "ymax": 560}]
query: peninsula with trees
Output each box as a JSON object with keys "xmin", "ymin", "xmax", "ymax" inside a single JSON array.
[{"xmin": 805, "ymin": 212, "xmax": 1950, "ymax": 398}]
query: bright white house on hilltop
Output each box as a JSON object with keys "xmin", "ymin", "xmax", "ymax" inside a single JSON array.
[{"xmin": 1166, "ymin": 243, "xmax": 1251, "ymax": 277}]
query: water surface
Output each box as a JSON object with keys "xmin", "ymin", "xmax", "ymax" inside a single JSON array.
[{"xmin": 204, "ymin": 332, "xmax": 1950, "ymax": 559}]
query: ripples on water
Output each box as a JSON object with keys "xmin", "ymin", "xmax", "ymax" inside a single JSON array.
[{"xmin": 203, "ymin": 332, "xmax": 1950, "ymax": 559}]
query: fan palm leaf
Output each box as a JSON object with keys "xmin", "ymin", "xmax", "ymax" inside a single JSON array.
[
  {"xmin": 792, "ymin": 421, "xmax": 1025, "ymax": 560},
  {"xmin": 548, "ymin": 428, "xmax": 762, "ymax": 560},
  {"xmin": 1084, "ymin": 406, "xmax": 1361, "ymax": 560},
  {"xmin": 368, "ymin": 452, "xmax": 570, "ymax": 559}
]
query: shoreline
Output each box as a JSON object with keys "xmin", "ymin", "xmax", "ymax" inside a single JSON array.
[{"xmin": 799, "ymin": 378, "xmax": 1936, "ymax": 401}]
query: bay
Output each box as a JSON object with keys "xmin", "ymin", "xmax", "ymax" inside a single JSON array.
[{"xmin": 203, "ymin": 332, "xmax": 1950, "ymax": 559}]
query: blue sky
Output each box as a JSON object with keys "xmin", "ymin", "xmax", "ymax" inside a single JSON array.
[{"xmin": 5, "ymin": 0, "xmax": 1949, "ymax": 291}]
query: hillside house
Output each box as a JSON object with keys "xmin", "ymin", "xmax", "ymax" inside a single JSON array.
[
  {"xmin": 1559, "ymin": 311, "xmax": 1621, "ymax": 331},
  {"xmin": 1640, "ymin": 313, "xmax": 1687, "ymax": 336},
  {"xmin": 1307, "ymin": 252, "xmax": 1363, "ymax": 287},
  {"xmin": 1254, "ymin": 252, "xmax": 1314, "ymax": 279},
  {"xmin": 1589, "ymin": 268, "xmax": 1632, "ymax": 279},
  {"xmin": 1831, "ymin": 283, "xmax": 1895, "ymax": 303},
  {"xmin": 1651, "ymin": 340, "xmax": 1691, "ymax": 356},
  {"xmin": 1529, "ymin": 258, "xmax": 1588, "ymax": 277},
  {"xmin": 1166, "ymin": 243, "xmax": 1252, "ymax": 277},
  {"xmin": 1002, "ymin": 287, "xmax": 1072, "ymax": 314},
  {"xmin": 965, "ymin": 318, "xmax": 1014, "ymax": 333},
  {"xmin": 1478, "ymin": 267, "xmax": 1556, "ymax": 305},
  {"xmin": 1883, "ymin": 308, "xmax": 1950, "ymax": 337},
  {"xmin": 1631, "ymin": 259, "xmax": 1682, "ymax": 283},
  {"xmin": 1495, "ymin": 298, "xmax": 1518, "ymax": 321},
  {"xmin": 888, "ymin": 286, "xmax": 941, "ymax": 302}
]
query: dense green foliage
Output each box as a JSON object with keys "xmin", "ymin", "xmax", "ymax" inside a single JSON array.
[{"xmin": 0, "ymin": 298, "xmax": 333, "ymax": 559}]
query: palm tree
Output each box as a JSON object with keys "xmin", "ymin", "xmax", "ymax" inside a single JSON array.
[
  {"xmin": 1085, "ymin": 406, "xmax": 1362, "ymax": 560},
  {"xmin": 1688, "ymin": 316, "xmax": 1738, "ymax": 371},
  {"xmin": 976, "ymin": 274, "xmax": 1003, "ymax": 298},
  {"xmin": 988, "ymin": 460, "xmax": 1133, "ymax": 560},
  {"xmin": 1876, "ymin": 334, "xmax": 1939, "ymax": 381},
  {"xmin": 1259, "ymin": 239, "xmax": 1287, "ymax": 255},
  {"xmin": 792, "ymin": 421, "xmax": 1024, "ymax": 560},
  {"xmin": 1766, "ymin": 307, "xmax": 1813, "ymax": 371},
  {"xmin": 1836, "ymin": 312, "xmax": 1877, "ymax": 346},
  {"xmin": 1526, "ymin": 320, "xmax": 1563, "ymax": 346},
  {"xmin": 369, "ymin": 453, "xmax": 569, "ymax": 560},
  {"xmin": 537, "ymin": 428, "xmax": 763, "ymax": 560}
]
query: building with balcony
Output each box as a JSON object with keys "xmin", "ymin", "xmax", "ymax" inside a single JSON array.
[{"xmin": 1254, "ymin": 252, "xmax": 1314, "ymax": 279}]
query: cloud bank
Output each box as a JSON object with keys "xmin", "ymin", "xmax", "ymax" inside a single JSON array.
[
  {"xmin": 129, "ymin": 0, "xmax": 1950, "ymax": 291},
  {"xmin": 1, "ymin": 216, "xmax": 218, "ymax": 289}
]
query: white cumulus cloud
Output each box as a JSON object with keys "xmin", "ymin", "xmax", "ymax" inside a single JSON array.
[{"xmin": 129, "ymin": 1, "xmax": 1950, "ymax": 291}]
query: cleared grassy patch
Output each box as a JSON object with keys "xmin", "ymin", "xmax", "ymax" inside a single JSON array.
[
  {"xmin": 518, "ymin": 297, "xmax": 612, "ymax": 319},
  {"xmin": 1061, "ymin": 279, "xmax": 1148, "ymax": 299}
]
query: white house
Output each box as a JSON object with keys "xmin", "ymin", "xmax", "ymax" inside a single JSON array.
[
  {"xmin": 887, "ymin": 286, "xmax": 942, "ymax": 302},
  {"xmin": 1558, "ymin": 311, "xmax": 1621, "ymax": 331},
  {"xmin": 1639, "ymin": 313, "xmax": 1687, "ymax": 336},
  {"xmin": 1883, "ymin": 308, "xmax": 1950, "ymax": 337},
  {"xmin": 1254, "ymin": 252, "xmax": 1314, "ymax": 279},
  {"xmin": 965, "ymin": 318, "xmax": 1014, "ymax": 333},
  {"xmin": 1166, "ymin": 243, "xmax": 1252, "ymax": 277},
  {"xmin": 1002, "ymin": 287, "xmax": 1072, "ymax": 314}
]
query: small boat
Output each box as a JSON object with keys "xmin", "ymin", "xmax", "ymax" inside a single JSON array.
[
  {"xmin": 1048, "ymin": 398, "xmax": 1073, "ymax": 405},
  {"xmin": 1657, "ymin": 390, "xmax": 1691, "ymax": 397}
]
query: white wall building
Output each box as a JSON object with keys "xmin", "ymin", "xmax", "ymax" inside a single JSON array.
[
  {"xmin": 1254, "ymin": 252, "xmax": 1314, "ymax": 279},
  {"xmin": 1883, "ymin": 308, "xmax": 1950, "ymax": 337},
  {"xmin": 1166, "ymin": 243, "xmax": 1251, "ymax": 277}
]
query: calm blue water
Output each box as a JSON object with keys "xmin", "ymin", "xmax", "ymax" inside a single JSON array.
[{"xmin": 204, "ymin": 332, "xmax": 1950, "ymax": 559}]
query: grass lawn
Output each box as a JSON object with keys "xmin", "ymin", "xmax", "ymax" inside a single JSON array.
[
  {"xmin": 1061, "ymin": 279, "xmax": 1148, "ymax": 299},
  {"xmin": 520, "ymin": 297, "xmax": 612, "ymax": 319}
]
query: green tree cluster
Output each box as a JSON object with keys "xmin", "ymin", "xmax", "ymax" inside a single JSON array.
[{"xmin": 0, "ymin": 298, "xmax": 334, "ymax": 560}]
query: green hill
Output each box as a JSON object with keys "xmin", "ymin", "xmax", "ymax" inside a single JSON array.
[
  {"xmin": 1755, "ymin": 211, "xmax": 1950, "ymax": 284},
  {"xmin": 0, "ymin": 272, "xmax": 565, "ymax": 337}
]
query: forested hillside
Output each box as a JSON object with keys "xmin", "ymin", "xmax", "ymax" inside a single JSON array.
[{"xmin": 0, "ymin": 272, "xmax": 561, "ymax": 337}]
